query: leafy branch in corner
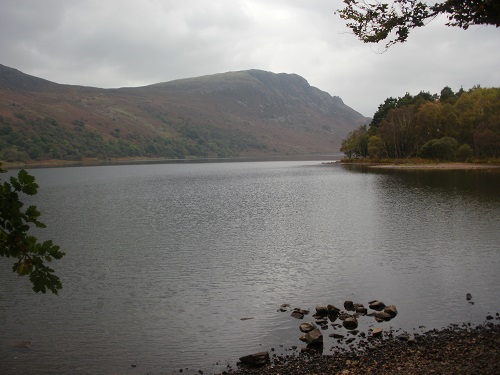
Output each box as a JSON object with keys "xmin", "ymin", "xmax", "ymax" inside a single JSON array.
[
  {"xmin": 337, "ymin": 0, "xmax": 500, "ymax": 48},
  {"xmin": 0, "ymin": 167, "xmax": 64, "ymax": 294}
]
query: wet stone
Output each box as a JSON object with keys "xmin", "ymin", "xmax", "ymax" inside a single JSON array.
[
  {"xmin": 384, "ymin": 305, "xmax": 398, "ymax": 318},
  {"xmin": 299, "ymin": 322, "xmax": 317, "ymax": 333},
  {"xmin": 372, "ymin": 328, "xmax": 383, "ymax": 337},
  {"xmin": 369, "ymin": 300, "xmax": 386, "ymax": 311},
  {"xmin": 343, "ymin": 317, "xmax": 358, "ymax": 330},
  {"xmin": 303, "ymin": 328, "xmax": 323, "ymax": 344},
  {"xmin": 239, "ymin": 351, "xmax": 270, "ymax": 367},
  {"xmin": 344, "ymin": 301, "xmax": 355, "ymax": 311}
]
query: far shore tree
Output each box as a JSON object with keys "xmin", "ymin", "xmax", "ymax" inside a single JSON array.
[{"xmin": 340, "ymin": 86, "xmax": 500, "ymax": 160}]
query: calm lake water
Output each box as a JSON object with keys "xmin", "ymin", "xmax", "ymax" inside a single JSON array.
[{"xmin": 1, "ymin": 160, "xmax": 499, "ymax": 374}]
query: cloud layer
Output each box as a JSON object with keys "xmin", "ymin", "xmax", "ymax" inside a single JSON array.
[{"xmin": 1, "ymin": 0, "xmax": 499, "ymax": 116}]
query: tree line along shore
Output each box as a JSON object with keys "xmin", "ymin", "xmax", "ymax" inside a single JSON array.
[{"xmin": 340, "ymin": 86, "xmax": 500, "ymax": 163}]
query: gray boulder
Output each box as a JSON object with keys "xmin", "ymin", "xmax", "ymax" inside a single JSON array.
[
  {"xmin": 342, "ymin": 316, "xmax": 358, "ymax": 330},
  {"xmin": 369, "ymin": 300, "xmax": 386, "ymax": 311},
  {"xmin": 315, "ymin": 305, "xmax": 329, "ymax": 316},
  {"xmin": 384, "ymin": 305, "xmax": 398, "ymax": 318},
  {"xmin": 239, "ymin": 352, "xmax": 270, "ymax": 367},
  {"xmin": 327, "ymin": 305, "xmax": 341, "ymax": 315},
  {"xmin": 304, "ymin": 328, "xmax": 323, "ymax": 344},
  {"xmin": 373, "ymin": 311, "xmax": 392, "ymax": 322},
  {"xmin": 299, "ymin": 322, "xmax": 317, "ymax": 333},
  {"xmin": 356, "ymin": 306, "xmax": 368, "ymax": 315},
  {"xmin": 338, "ymin": 313, "xmax": 351, "ymax": 321},
  {"xmin": 344, "ymin": 301, "xmax": 355, "ymax": 311}
]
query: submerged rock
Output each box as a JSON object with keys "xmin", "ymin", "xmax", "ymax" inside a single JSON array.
[
  {"xmin": 279, "ymin": 303, "xmax": 290, "ymax": 312},
  {"xmin": 13, "ymin": 341, "xmax": 31, "ymax": 349},
  {"xmin": 329, "ymin": 333, "xmax": 345, "ymax": 339},
  {"xmin": 291, "ymin": 311, "xmax": 305, "ymax": 319},
  {"xmin": 291, "ymin": 308, "xmax": 309, "ymax": 319}
]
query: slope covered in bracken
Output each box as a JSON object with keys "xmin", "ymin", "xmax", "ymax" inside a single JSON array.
[{"xmin": 0, "ymin": 64, "xmax": 369, "ymax": 162}]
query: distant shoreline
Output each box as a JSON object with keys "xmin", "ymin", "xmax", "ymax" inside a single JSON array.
[
  {"xmin": 341, "ymin": 161, "xmax": 500, "ymax": 170},
  {"xmin": 1, "ymin": 154, "xmax": 343, "ymax": 170},
  {"xmin": 3, "ymin": 158, "xmax": 499, "ymax": 171}
]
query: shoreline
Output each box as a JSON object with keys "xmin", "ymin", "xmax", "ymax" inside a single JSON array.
[
  {"xmin": 0, "ymin": 154, "xmax": 343, "ymax": 170},
  {"xmin": 226, "ymin": 320, "xmax": 500, "ymax": 374},
  {"xmin": 2, "ymin": 157, "xmax": 500, "ymax": 171},
  {"xmin": 341, "ymin": 162, "xmax": 500, "ymax": 170}
]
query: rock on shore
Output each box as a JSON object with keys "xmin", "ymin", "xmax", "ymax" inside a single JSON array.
[{"xmin": 229, "ymin": 322, "xmax": 500, "ymax": 375}]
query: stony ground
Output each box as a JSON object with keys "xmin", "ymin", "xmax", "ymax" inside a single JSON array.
[{"xmin": 223, "ymin": 321, "xmax": 500, "ymax": 375}]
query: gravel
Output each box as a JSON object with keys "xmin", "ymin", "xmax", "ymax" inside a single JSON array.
[{"xmin": 223, "ymin": 321, "xmax": 500, "ymax": 375}]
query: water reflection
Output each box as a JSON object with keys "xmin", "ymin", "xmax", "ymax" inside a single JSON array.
[
  {"xmin": 342, "ymin": 164, "xmax": 500, "ymax": 200},
  {"xmin": 342, "ymin": 163, "xmax": 500, "ymax": 330}
]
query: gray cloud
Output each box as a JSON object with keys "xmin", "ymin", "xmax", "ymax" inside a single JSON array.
[{"xmin": 0, "ymin": 0, "xmax": 498, "ymax": 116}]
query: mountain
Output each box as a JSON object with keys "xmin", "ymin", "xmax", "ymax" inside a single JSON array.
[{"xmin": 0, "ymin": 64, "xmax": 369, "ymax": 162}]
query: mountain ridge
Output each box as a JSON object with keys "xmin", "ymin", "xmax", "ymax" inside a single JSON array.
[{"xmin": 0, "ymin": 64, "xmax": 369, "ymax": 162}]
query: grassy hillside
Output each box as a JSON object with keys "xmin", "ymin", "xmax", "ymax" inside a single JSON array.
[{"xmin": 0, "ymin": 65, "xmax": 369, "ymax": 163}]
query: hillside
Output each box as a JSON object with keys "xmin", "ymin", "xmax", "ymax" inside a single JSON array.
[{"xmin": 0, "ymin": 64, "xmax": 369, "ymax": 162}]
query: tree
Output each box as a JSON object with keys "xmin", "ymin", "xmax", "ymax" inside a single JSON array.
[
  {"xmin": 474, "ymin": 128, "xmax": 500, "ymax": 158},
  {"xmin": 370, "ymin": 97, "xmax": 398, "ymax": 132},
  {"xmin": 440, "ymin": 86, "xmax": 456, "ymax": 103},
  {"xmin": 341, "ymin": 125, "xmax": 369, "ymax": 158},
  {"xmin": 0, "ymin": 167, "xmax": 64, "ymax": 294},
  {"xmin": 370, "ymin": 92, "xmax": 436, "ymax": 134},
  {"xmin": 378, "ymin": 105, "xmax": 417, "ymax": 158},
  {"xmin": 414, "ymin": 101, "xmax": 443, "ymax": 146},
  {"xmin": 337, "ymin": 0, "xmax": 500, "ymax": 48},
  {"xmin": 368, "ymin": 135, "xmax": 388, "ymax": 158},
  {"xmin": 341, "ymin": 86, "xmax": 500, "ymax": 160}
]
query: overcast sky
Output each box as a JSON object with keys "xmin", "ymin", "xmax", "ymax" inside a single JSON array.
[{"xmin": 1, "ymin": 0, "xmax": 499, "ymax": 117}]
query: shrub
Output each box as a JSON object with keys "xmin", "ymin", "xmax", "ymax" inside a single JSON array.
[
  {"xmin": 419, "ymin": 137, "xmax": 458, "ymax": 160},
  {"xmin": 456, "ymin": 144, "xmax": 474, "ymax": 162}
]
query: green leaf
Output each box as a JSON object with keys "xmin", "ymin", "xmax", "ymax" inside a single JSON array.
[{"xmin": 0, "ymin": 169, "xmax": 64, "ymax": 294}]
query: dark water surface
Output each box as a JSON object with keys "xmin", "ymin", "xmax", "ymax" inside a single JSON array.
[{"xmin": 1, "ymin": 161, "xmax": 499, "ymax": 374}]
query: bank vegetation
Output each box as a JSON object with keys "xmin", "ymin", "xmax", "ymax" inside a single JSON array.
[{"xmin": 340, "ymin": 86, "xmax": 500, "ymax": 165}]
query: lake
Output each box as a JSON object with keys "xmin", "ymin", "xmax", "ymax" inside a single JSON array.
[{"xmin": 1, "ymin": 160, "xmax": 499, "ymax": 374}]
